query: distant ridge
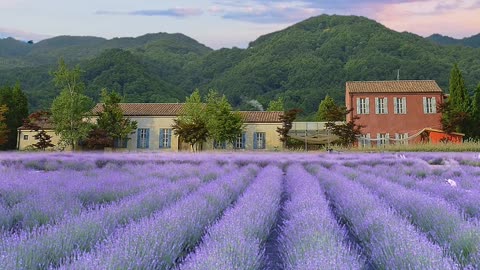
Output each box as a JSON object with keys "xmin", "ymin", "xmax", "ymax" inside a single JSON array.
[
  {"xmin": 427, "ymin": 33, "xmax": 480, "ymax": 48},
  {"xmin": 1, "ymin": 14, "xmax": 480, "ymax": 118}
]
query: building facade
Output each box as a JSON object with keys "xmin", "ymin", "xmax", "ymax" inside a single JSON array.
[
  {"xmin": 90, "ymin": 103, "xmax": 283, "ymax": 151},
  {"xmin": 345, "ymin": 80, "xmax": 460, "ymax": 146}
]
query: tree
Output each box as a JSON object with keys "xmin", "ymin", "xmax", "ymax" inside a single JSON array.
[
  {"xmin": 22, "ymin": 111, "xmax": 55, "ymax": 150},
  {"xmin": 0, "ymin": 105, "xmax": 8, "ymax": 146},
  {"xmin": 325, "ymin": 108, "xmax": 364, "ymax": 147},
  {"xmin": 470, "ymin": 83, "xmax": 480, "ymax": 138},
  {"xmin": 96, "ymin": 89, "xmax": 137, "ymax": 148},
  {"xmin": 277, "ymin": 109, "xmax": 301, "ymax": 148},
  {"xmin": 83, "ymin": 127, "xmax": 112, "ymax": 150},
  {"xmin": 316, "ymin": 95, "xmax": 344, "ymax": 121},
  {"xmin": 51, "ymin": 59, "xmax": 93, "ymax": 150},
  {"xmin": 0, "ymin": 83, "xmax": 28, "ymax": 150},
  {"xmin": 172, "ymin": 89, "xmax": 208, "ymax": 152},
  {"xmin": 205, "ymin": 89, "xmax": 243, "ymax": 148},
  {"xmin": 441, "ymin": 64, "xmax": 471, "ymax": 134},
  {"xmin": 267, "ymin": 96, "xmax": 284, "ymax": 111}
]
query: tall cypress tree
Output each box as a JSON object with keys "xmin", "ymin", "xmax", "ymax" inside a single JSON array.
[
  {"xmin": 441, "ymin": 64, "xmax": 470, "ymax": 134},
  {"xmin": 470, "ymin": 84, "xmax": 480, "ymax": 138},
  {"xmin": 449, "ymin": 64, "xmax": 469, "ymax": 111}
]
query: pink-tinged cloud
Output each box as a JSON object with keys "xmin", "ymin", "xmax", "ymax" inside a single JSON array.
[
  {"xmin": 375, "ymin": 1, "xmax": 480, "ymax": 38},
  {"xmin": 96, "ymin": 7, "xmax": 203, "ymax": 18},
  {"xmin": 0, "ymin": 27, "xmax": 51, "ymax": 41}
]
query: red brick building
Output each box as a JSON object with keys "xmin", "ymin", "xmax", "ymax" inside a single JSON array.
[{"xmin": 345, "ymin": 80, "xmax": 460, "ymax": 146}]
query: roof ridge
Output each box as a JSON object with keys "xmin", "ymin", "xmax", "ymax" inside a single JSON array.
[{"xmin": 347, "ymin": 80, "xmax": 435, "ymax": 83}]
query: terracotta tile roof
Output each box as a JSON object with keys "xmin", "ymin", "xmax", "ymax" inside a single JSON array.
[
  {"xmin": 18, "ymin": 119, "xmax": 55, "ymax": 130},
  {"xmin": 92, "ymin": 103, "xmax": 282, "ymax": 123},
  {"xmin": 346, "ymin": 80, "xmax": 443, "ymax": 93},
  {"xmin": 239, "ymin": 111, "xmax": 282, "ymax": 123},
  {"xmin": 92, "ymin": 103, "xmax": 185, "ymax": 116}
]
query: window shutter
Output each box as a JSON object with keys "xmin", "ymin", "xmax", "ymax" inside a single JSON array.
[
  {"xmin": 242, "ymin": 132, "xmax": 246, "ymax": 149},
  {"xmin": 404, "ymin": 133, "xmax": 409, "ymax": 144},
  {"xmin": 366, "ymin": 133, "xmax": 371, "ymax": 147},
  {"xmin": 393, "ymin": 97, "xmax": 398, "ymax": 114},
  {"xmin": 356, "ymin": 98, "xmax": 360, "ymax": 114},
  {"xmin": 167, "ymin": 129, "xmax": 172, "ymax": 148},
  {"xmin": 395, "ymin": 133, "xmax": 399, "ymax": 140},
  {"xmin": 253, "ymin": 132, "xmax": 258, "ymax": 149},
  {"xmin": 262, "ymin": 134, "xmax": 266, "ymax": 149},
  {"xmin": 145, "ymin": 129, "xmax": 150, "ymax": 149},
  {"xmin": 365, "ymin": 98, "xmax": 370, "ymax": 114},
  {"xmin": 432, "ymin": 97, "xmax": 437, "ymax": 113},
  {"xmin": 159, "ymin": 129, "xmax": 164, "ymax": 148},
  {"xmin": 375, "ymin": 97, "xmax": 379, "ymax": 114},
  {"xmin": 423, "ymin": 97, "xmax": 427, "ymax": 113},
  {"xmin": 383, "ymin": 97, "xmax": 388, "ymax": 114},
  {"xmin": 402, "ymin": 97, "xmax": 407, "ymax": 114},
  {"xmin": 136, "ymin": 129, "xmax": 141, "ymax": 149},
  {"xmin": 386, "ymin": 133, "xmax": 390, "ymax": 145}
]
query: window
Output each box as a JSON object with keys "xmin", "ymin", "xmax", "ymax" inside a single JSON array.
[
  {"xmin": 253, "ymin": 132, "xmax": 266, "ymax": 149},
  {"xmin": 235, "ymin": 132, "xmax": 246, "ymax": 149},
  {"xmin": 356, "ymin": 97, "xmax": 370, "ymax": 114},
  {"xmin": 377, "ymin": 133, "xmax": 389, "ymax": 147},
  {"xmin": 114, "ymin": 137, "xmax": 128, "ymax": 148},
  {"xmin": 395, "ymin": 133, "xmax": 408, "ymax": 145},
  {"xmin": 393, "ymin": 97, "xmax": 407, "ymax": 114},
  {"xmin": 359, "ymin": 133, "xmax": 371, "ymax": 148},
  {"xmin": 159, "ymin": 128, "xmax": 172, "ymax": 149},
  {"xmin": 423, "ymin": 97, "xmax": 437, "ymax": 114},
  {"xmin": 136, "ymin": 128, "xmax": 150, "ymax": 149},
  {"xmin": 213, "ymin": 140, "xmax": 226, "ymax": 149},
  {"xmin": 23, "ymin": 135, "xmax": 28, "ymax": 140},
  {"xmin": 375, "ymin": 97, "xmax": 388, "ymax": 114}
]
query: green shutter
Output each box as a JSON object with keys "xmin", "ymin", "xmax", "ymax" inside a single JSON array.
[
  {"xmin": 159, "ymin": 129, "xmax": 164, "ymax": 148},
  {"xmin": 167, "ymin": 129, "xmax": 172, "ymax": 148},
  {"xmin": 136, "ymin": 129, "xmax": 141, "ymax": 149},
  {"xmin": 253, "ymin": 132, "xmax": 258, "ymax": 149},
  {"xmin": 242, "ymin": 132, "xmax": 246, "ymax": 149},
  {"xmin": 145, "ymin": 129, "xmax": 150, "ymax": 148}
]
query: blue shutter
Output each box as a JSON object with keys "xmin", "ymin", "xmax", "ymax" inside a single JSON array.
[
  {"xmin": 242, "ymin": 132, "xmax": 246, "ymax": 149},
  {"xmin": 145, "ymin": 129, "xmax": 150, "ymax": 149},
  {"xmin": 262, "ymin": 133, "xmax": 266, "ymax": 149},
  {"xmin": 122, "ymin": 138, "xmax": 127, "ymax": 148},
  {"xmin": 253, "ymin": 132, "xmax": 258, "ymax": 149},
  {"xmin": 167, "ymin": 129, "xmax": 172, "ymax": 148},
  {"xmin": 159, "ymin": 129, "xmax": 164, "ymax": 149},
  {"xmin": 222, "ymin": 141, "xmax": 226, "ymax": 149},
  {"xmin": 136, "ymin": 129, "xmax": 141, "ymax": 149}
]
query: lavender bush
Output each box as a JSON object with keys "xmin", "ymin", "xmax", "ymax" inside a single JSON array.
[
  {"xmin": 341, "ymin": 165, "xmax": 480, "ymax": 268},
  {"xmin": 61, "ymin": 165, "xmax": 257, "ymax": 270},
  {"xmin": 178, "ymin": 165, "xmax": 283, "ymax": 270},
  {"xmin": 279, "ymin": 164, "xmax": 363, "ymax": 270},
  {"xmin": 312, "ymin": 165, "xmax": 457, "ymax": 270}
]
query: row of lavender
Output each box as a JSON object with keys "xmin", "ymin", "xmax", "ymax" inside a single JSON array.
[{"xmin": 1, "ymin": 152, "xmax": 480, "ymax": 269}]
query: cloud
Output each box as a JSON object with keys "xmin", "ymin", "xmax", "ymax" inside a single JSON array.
[
  {"xmin": 210, "ymin": 1, "xmax": 323, "ymax": 24},
  {"xmin": 96, "ymin": 7, "xmax": 203, "ymax": 18},
  {"xmin": 0, "ymin": 27, "xmax": 50, "ymax": 42}
]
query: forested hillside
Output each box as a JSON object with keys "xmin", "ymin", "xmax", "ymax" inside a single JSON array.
[
  {"xmin": 428, "ymin": 33, "xmax": 480, "ymax": 48},
  {"xmin": 1, "ymin": 15, "xmax": 480, "ymax": 118}
]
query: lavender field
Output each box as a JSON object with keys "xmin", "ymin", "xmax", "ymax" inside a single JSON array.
[{"xmin": 1, "ymin": 152, "xmax": 480, "ymax": 269}]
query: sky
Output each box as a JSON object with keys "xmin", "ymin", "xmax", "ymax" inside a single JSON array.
[{"xmin": 1, "ymin": 0, "xmax": 479, "ymax": 49}]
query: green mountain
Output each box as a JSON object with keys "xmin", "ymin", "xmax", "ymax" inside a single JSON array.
[
  {"xmin": 1, "ymin": 15, "xmax": 480, "ymax": 118},
  {"xmin": 428, "ymin": 33, "xmax": 480, "ymax": 48}
]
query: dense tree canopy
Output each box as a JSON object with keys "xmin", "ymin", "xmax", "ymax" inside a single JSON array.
[
  {"xmin": 1, "ymin": 15, "xmax": 480, "ymax": 119},
  {"xmin": 0, "ymin": 83, "xmax": 28, "ymax": 150}
]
